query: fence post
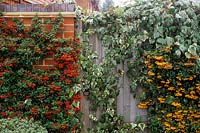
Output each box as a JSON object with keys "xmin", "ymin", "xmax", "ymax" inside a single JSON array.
[{"xmin": 77, "ymin": 19, "xmax": 91, "ymax": 133}]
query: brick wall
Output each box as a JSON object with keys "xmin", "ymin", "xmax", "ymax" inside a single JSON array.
[
  {"xmin": 2, "ymin": 0, "xmax": 29, "ymax": 4},
  {"xmin": 3, "ymin": 12, "xmax": 75, "ymax": 70},
  {"xmin": 1, "ymin": 0, "xmax": 52, "ymax": 4}
]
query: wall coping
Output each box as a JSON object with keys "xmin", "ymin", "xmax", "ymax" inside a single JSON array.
[
  {"xmin": 0, "ymin": 4, "xmax": 76, "ymax": 12},
  {"xmin": 3, "ymin": 12, "xmax": 76, "ymax": 18}
]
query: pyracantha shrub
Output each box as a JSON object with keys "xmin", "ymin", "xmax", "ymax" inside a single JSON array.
[{"xmin": 0, "ymin": 14, "xmax": 81, "ymax": 132}]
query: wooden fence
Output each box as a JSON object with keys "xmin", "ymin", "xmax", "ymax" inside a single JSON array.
[{"xmin": 78, "ymin": 22, "xmax": 149, "ymax": 133}]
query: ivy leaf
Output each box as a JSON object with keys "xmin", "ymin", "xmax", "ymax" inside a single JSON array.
[
  {"xmin": 138, "ymin": 123, "xmax": 146, "ymax": 131},
  {"xmin": 179, "ymin": 44, "xmax": 187, "ymax": 52},
  {"xmin": 135, "ymin": 116, "xmax": 142, "ymax": 123},
  {"xmin": 188, "ymin": 45, "xmax": 197, "ymax": 55},
  {"xmin": 175, "ymin": 13, "xmax": 181, "ymax": 18},
  {"xmin": 122, "ymin": 26, "xmax": 128, "ymax": 32},
  {"xmin": 197, "ymin": 59, "xmax": 200, "ymax": 67},
  {"xmin": 185, "ymin": 52, "xmax": 191, "ymax": 59},
  {"xmin": 157, "ymin": 26, "xmax": 163, "ymax": 35},
  {"xmin": 153, "ymin": 31, "xmax": 160, "ymax": 39},
  {"xmin": 166, "ymin": 37, "xmax": 174, "ymax": 45},
  {"xmin": 175, "ymin": 49, "xmax": 181, "ymax": 57},
  {"xmin": 157, "ymin": 38, "xmax": 166, "ymax": 45},
  {"xmin": 130, "ymin": 123, "xmax": 138, "ymax": 129},
  {"xmin": 130, "ymin": 81, "xmax": 137, "ymax": 95},
  {"xmin": 73, "ymin": 84, "xmax": 82, "ymax": 93}
]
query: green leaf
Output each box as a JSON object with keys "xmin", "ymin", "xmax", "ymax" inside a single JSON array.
[
  {"xmin": 188, "ymin": 45, "xmax": 197, "ymax": 55},
  {"xmin": 197, "ymin": 59, "xmax": 200, "ymax": 67},
  {"xmin": 24, "ymin": 99, "xmax": 32, "ymax": 106},
  {"xmin": 185, "ymin": 52, "xmax": 191, "ymax": 59},
  {"xmin": 135, "ymin": 116, "xmax": 142, "ymax": 123},
  {"xmin": 130, "ymin": 123, "xmax": 138, "ymax": 129},
  {"xmin": 179, "ymin": 44, "xmax": 187, "ymax": 52},
  {"xmin": 157, "ymin": 38, "xmax": 166, "ymax": 45},
  {"xmin": 138, "ymin": 123, "xmax": 146, "ymax": 131},
  {"xmin": 153, "ymin": 32, "xmax": 160, "ymax": 39},
  {"xmin": 176, "ymin": 12, "xmax": 182, "ymax": 18},
  {"xmin": 69, "ymin": 91, "xmax": 74, "ymax": 98},
  {"xmin": 166, "ymin": 37, "xmax": 174, "ymax": 45},
  {"xmin": 165, "ymin": 96, "xmax": 175, "ymax": 104},
  {"xmin": 130, "ymin": 81, "xmax": 137, "ymax": 94},
  {"xmin": 175, "ymin": 49, "xmax": 181, "ymax": 57},
  {"xmin": 72, "ymin": 101, "xmax": 80, "ymax": 108},
  {"xmin": 68, "ymin": 109, "xmax": 75, "ymax": 115}
]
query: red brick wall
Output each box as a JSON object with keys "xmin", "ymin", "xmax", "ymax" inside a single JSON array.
[
  {"xmin": 3, "ymin": 12, "xmax": 75, "ymax": 70},
  {"xmin": 2, "ymin": 0, "xmax": 54, "ymax": 4},
  {"xmin": 2, "ymin": 0, "xmax": 29, "ymax": 4}
]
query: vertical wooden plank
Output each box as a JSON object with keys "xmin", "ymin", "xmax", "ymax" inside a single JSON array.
[
  {"xmin": 117, "ymin": 63, "xmax": 124, "ymax": 117},
  {"xmin": 78, "ymin": 20, "xmax": 91, "ymax": 133},
  {"xmin": 96, "ymin": 34, "xmax": 102, "ymax": 64},
  {"xmin": 87, "ymin": 33, "xmax": 104, "ymax": 129},
  {"xmin": 90, "ymin": 33, "xmax": 101, "ymax": 64},
  {"xmin": 130, "ymin": 86, "xmax": 148, "ymax": 122},
  {"xmin": 98, "ymin": 38, "xmax": 104, "ymax": 62},
  {"xmin": 81, "ymin": 95, "xmax": 90, "ymax": 133},
  {"xmin": 124, "ymin": 60, "xmax": 149, "ymax": 132},
  {"xmin": 123, "ymin": 60, "xmax": 131, "ymax": 122},
  {"xmin": 130, "ymin": 87, "xmax": 149, "ymax": 133},
  {"xmin": 93, "ymin": 34, "xmax": 102, "ymax": 125}
]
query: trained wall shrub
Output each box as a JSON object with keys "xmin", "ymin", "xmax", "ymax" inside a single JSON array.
[{"xmin": 0, "ymin": 14, "xmax": 81, "ymax": 132}]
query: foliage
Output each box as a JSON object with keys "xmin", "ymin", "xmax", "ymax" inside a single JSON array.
[
  {"xmin": 141, "ymin": 46, "xmax": 200, "ymax": 132},
  {"xmin": 78, "ymin": 3, "xmax": 146, "ymax": 132},
  {"xmin": 80, "ymin": 0, "xmax": 200, "ymax": 132},
  {"xmin": 80, "ymin": 36, "xmax": 145, "ymax": 132},
  {"xmin": 125, "ymin": 0, "xmax": 200, "ymax": 132},
  {"xmin": 126, "ymin": 0, "xmax": 200, "ymax": 93},
  {"xmin": 0, "ymin": 14, "xmax": 81, "ymax": 132},
  {"xmin": 0, "ymin": 117, "xmax": 47, "ymax": 133}
]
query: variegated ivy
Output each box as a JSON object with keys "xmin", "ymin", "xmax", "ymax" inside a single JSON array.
[{"xmin": 79, "ymin": 0, "xmax": 200, "ymax": 132}]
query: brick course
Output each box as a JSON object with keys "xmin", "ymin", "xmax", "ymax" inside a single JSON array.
[{"xmin": 3, "ymin": 12, "xmax": 75, "ymax": 69}]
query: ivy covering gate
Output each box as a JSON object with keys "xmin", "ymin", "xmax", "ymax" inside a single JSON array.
[{"xmin": 80, "ymin": 0, "xmax": 200, "ymax": 132}]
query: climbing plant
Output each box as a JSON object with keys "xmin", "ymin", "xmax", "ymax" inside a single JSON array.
[
  {"xmin": 141, "ymin": 45, "xmax": 200, "ymax": 132},
  {"xmin": 128, "ymin": 0, "xmax": 200, "ymax": 132},
  {"xmin": 79, "ymin": 0, "xmax": 200, "ymax": 132},
  {"xmin": 78, "ymin": 3, "xmax": 146, "ymax": 133}
]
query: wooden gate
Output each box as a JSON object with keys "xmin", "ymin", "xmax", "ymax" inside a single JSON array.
[{"xmin": 78, "ymin": 21, "xmax": 149, "ymax": 132}]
